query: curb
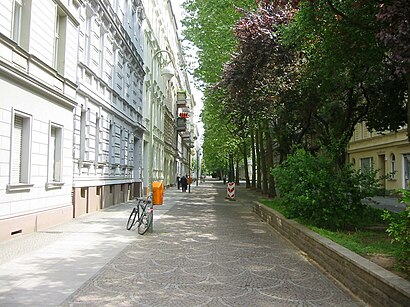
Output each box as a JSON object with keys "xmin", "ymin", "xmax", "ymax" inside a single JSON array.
[{"xmin": 253, "ymin": 201, "xmax": 410, "ymax": 307}]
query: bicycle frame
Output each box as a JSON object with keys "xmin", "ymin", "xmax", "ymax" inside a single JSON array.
[{"xmin": 126, "ymin": 194, "xmax": 153, "ymax": 235}]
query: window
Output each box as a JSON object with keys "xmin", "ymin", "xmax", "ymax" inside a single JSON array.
[
  {"xmin": 12, "ymin": 0, "xmax": 23, "ymax": 43},
  {"xmin": 128, "ymin": 136, "xmax": 134, "ymax": 167},
  {"xmin": 11, "ymin": 0, "xmax": 31, "ymax": 49},
  {"xmin": 404, "ymin": 154, "xmax": 410, "ymax": 189},
  {"xmin": 112, "ymin": 47, "xmax": 118, "ymax": 88},
  {"xmin": 95, "ymin": 116, "xmax": 100, "ymax": 162},
  {"xmin": 120, "ymin": 128, "xmax": 125, "ymax": 165},
  {"xmin": 115, "ymin": 50, "xmax": 124, "ymax": 93},
  {"xmin": 80, "ymin": 108, "xmax": 91, "ymax": 163},
  {"xmin": 8, "ymin": 111, "xmax": 33, "ymax": 191},
  {"xmin": 360, "ymin": 157, "xmax": 373, "ymax": 173},
  {"xmin": 47, "ymin": 124, "xmax": 63, "ymax": 186},
  {"xmin": 99, "ymin": 29, "xmax": 106, "ymax": 78},
  {"xmin": 390, "ymin": 154, "xmax": 396, "ymax": 179},
  {"xmin": 81, "ymin": 187, "xmax": 86, "ymax": 198},
  {"xmin": 109, "ymin": 122, "xmax": 114, "ymax": 164},
  {"xmin": 84, "ymin": 15, "xmax": 92, "ymax": 66},
  {"xmin": 54, "ymin": 8, "xmax": 67, "ymax": 74},
  {"xmin": 123, "ymin": 129, "xmax": 128, "ymax": 165}
]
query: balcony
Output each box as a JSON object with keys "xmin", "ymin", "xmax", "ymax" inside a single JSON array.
[
  {"xmin": 176, "ymin": 117, "xmax": 187, "ymax": 131},
  {"xmin": 177, "ymin": 90, "xmax": 187, "ymax": 108}
]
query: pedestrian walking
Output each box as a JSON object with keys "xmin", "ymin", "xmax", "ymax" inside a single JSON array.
[
  {"xmin": 176, "ymin": 175, "xmax": 181, "ymax": 189},
  {"xmin": 187, "ymin": 175, "xmax": 193, "ymax": 193},
  {"xmin": 180, "ymin": 175, "xmax": 188, "ymax": 192}
]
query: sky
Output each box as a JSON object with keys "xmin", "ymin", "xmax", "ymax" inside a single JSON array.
[{"xmin": 172, "ymin": 0, "xmax": 204, "ymax": 141}]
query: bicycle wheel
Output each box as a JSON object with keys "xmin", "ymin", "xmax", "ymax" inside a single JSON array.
[
  {"xmin": 126, "ymin": 207, "xmax": 138, "ymax": 230},
  {"xmin": 138, "ymin": 204, "xmax": 153, "ymax": 235}
]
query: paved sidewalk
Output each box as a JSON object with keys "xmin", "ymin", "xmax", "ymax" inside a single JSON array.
[
  {"xmin": 0, "ymin": 193, "xmax": 176, "ymax": 306},
  {"xmin": 63, "ymin": 181, "xmax": 361, "ymax": 306},
  {"xmin": 0, "ymin": 181, "xmax": 363, "ymax": 306},
  {"xmin": 363, "ymin": 196, "xmax": 407, "ymax": 213}
]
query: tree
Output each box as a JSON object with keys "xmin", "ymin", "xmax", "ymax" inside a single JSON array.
[
  {"xmin": 182, "ymin": 0, "xmax": 256, "ymax": 177},
  {"xmin": 182, "ymin": 0, "xmax": 256, "ymax": 85},
  {"xmin": 201, "ymin": 88, "xmax": 240, "ymax": 177},
  {"xmin": 376, "ymin": 0, "xmax": 410, "ymax": 140},
  {"xmin": 281, "ymin": 0, "xmax": 407, "ymax": 164}
]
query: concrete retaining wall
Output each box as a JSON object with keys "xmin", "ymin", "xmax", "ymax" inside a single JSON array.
[{"xmin": 253, "ymin": 201, "xmax": 410, "ymax": 307}]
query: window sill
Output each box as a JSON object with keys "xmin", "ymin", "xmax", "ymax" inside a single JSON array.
[
  {"xmin": 81, "ymin": 160, "xmax": 93, "ymax": 168},
  {"xmin": 95, "ymin": 162, "xmax": 106, "ymax": 168},
  {"xmin": 7, "ymin": 183, "xmax": 34, "ymax": 192},
  {"xmin": 46, "ymin": 182, "xmax": 65, "ymax": 190}
]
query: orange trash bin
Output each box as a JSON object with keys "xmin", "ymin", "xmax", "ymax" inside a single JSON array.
[{"xmin": 152, "ymin": 181, "xmax": 164, "ymax": 205}]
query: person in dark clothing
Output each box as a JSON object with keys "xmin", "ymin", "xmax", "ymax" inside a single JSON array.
[
  {"xmin": 176, "ymin": 175, "xmax": 181, "ymax": 189},
  {"xmin": 180, "ymin": 176, "xmax": 188, "ymax": 192}
]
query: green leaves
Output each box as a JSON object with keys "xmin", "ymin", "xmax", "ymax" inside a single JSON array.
[
  {"xmin": 182, "ymin": 0, "xmax": 255, "ymax": 84},
  {"xmin": 272, "ymin": 146, "xmax": 380, "ymax": 230},
  {"xmin": 383, "ymin": 189, "xmax": 410, "ymax": 267},
  {"xmin": 182, "ymin": 0, "xmax": 256, "ymax": 174},
  {"xmin": 183, "ymin": 0, "xmax": 408, "ymax": 175}
]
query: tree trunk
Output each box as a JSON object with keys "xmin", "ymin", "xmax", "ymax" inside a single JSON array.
[
  {"xmin": 250, "ymin": 127, "xmax": 256, "ymax": 189},
  {"xmin": 235, "ymin": 159, "xmax": 240, "ymax": 185},
  {"xmin": 255, "ymin": 127, "xmax": 262, "ymax": 191},
  {"xmin": 229, "ymin": 154, "xmax": 235, "ymax": 182},
  {"xmin": 243, "ymin": 142, "xmax": 250, "ymax": 188},
  {"xmin": 265, "ymin": 124, "xmax": 276, "ymax": 198},
  {"xmin": 259, "ymin": 126, "xmax": 268, "ymax": 194}
]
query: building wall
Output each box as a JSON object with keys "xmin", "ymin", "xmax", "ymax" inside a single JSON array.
[
  {"xmin": 72, "ymin": 0, "xmax": 145, "ymax": 209},
  {"xmin": 141, "ymin": 0, "xmax": 194, "ymax": 189},
  {"xmin": 0, "ymin": 0, "xmax": 78, "ymax": 241},
  {"xmin": 348, "ymin": 123, "xmax": 410, "ymax": 193},
  {"xmin": 0, "ymin": 0, "xmax": 188, "ymax": 242}
]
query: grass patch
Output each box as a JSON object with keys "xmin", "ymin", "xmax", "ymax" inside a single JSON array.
[
  {"xmin": 260, "ymin": 198, "xmax": 288, "ymax": 216},
  {"xmin": 309, "ymin": 226, "xmax": 395, "ymax": 256},
  {"xmin": 259, "ymin": 198, "xmax": 409, "ymax": 280}
]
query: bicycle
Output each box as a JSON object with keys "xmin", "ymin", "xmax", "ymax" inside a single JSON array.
[{"xmin": 126, "ymin": 194, "xmax": 153, "ymax": 235}]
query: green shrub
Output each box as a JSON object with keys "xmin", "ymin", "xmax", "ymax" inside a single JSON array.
[
  {"xmin": 383, "ymin": 190, "xmax": 410, "ymax": 268},
  {"xmin": 272, "ymin": 148, "xmax": 379, "ymax": 230}
]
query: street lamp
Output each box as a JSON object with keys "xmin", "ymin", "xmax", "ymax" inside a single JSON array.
[
  {"xmin": 148, "ymin": 49, "xmax": 175, "ymax": 190},
  {"xmin": 148, "ymin": 49, "xmax": 175, "ymax": 232},
  {"xmin": 161, "ymin": 64, "xmax": 175, "ymax": 80}
]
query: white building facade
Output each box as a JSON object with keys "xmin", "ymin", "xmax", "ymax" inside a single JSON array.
[
  {"xmin": 71, "ymin": 0, "xmax": 146, "ymax": 216},
  {"xmin": 0, "ymin": 0, "xmax": 194, "ymax": 242},
  {"xmin": 141, "ymin": 0, "xmax": 194, "ymax": 188},
  {"xmin": 0, "ymin": 0, "xmax": 79, "ymax": 241}
]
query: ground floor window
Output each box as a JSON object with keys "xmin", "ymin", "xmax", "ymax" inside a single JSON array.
[
  {"xmin": 360, "ymin": 157, "xmax": 373, "ymax": 173},
  {"xmin": 10, "ymin": 111, "xmax": 32, "ymax": 184},
  {"xmin": 390, "ymin": 153, "xmax": 396, "ymax": 179},
  {"xmin": 404, "ymin": 154, "xmax": 410, "ymax": 189},
  {"xmin": 48, "ymin": 123, "xmax": 63, "ymax": 183}
]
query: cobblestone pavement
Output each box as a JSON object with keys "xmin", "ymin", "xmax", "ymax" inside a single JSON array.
[{"xmin": 62, "ymin": 182, "xmax": 362, "ymax": 306}]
